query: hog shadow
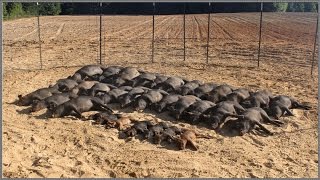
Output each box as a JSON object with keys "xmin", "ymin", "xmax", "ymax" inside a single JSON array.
[
  {"xmin": 216, "ymin": 121, "xmax": 241, "ymax": 137},
  {"xmin": 110, "ymin": 105, "xmax": 183, "ymax": 126},
  {"xmin": 107, "ymin": 105, "xmax": 219, "ymax": 137},
  {"xmin": 157, "ymin": 141, "xmax": 181, "ymax": 151},
  {"xmin": 5, "ymin": 101, "xmax": 18, "ymax": 105},
  {"xmin": 15, "ymin": 107, "xmax": 54, "ymax": 120},
  {"xmin": 118, "ymin": 131, "xmax": 181, "ymax": 151},
  {"xmin": 33, "ymin": 110, "xmax": 84, "ymax": 121},
  {"xmin": 218, "ymin": 120, "xmax": 272, "ymax": 138},
  {"xmin": 33, "ymin": 110, "xmax": 52, "ymax": 120},
  {"xmin": 16, "ymin": 107, "xmax": 32, "ymax": 115}
]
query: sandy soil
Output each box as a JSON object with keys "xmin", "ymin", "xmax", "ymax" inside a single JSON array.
[{"xmin": 2, "ymin": 13, "xmax": 319, "ymax": 178}]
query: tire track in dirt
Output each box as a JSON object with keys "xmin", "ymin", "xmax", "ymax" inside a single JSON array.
[
  {"xmin": 12, "ymin": 22, "xmax": 53, "ymax": 41},
  {"xmin": 262, "ymin": 14, "xmax": 316, "ymax": 43},
  {"xmin": 214, "ymin": 15, "xmax": 277, "ymax": 42},
  {"xmin": 172, "ymin": 16, "xmax": 183, "ymax": 39},
  {"xmin": 223, "ymin": 16, "xmax": 257, "ymax": 40},
  {"xmin": 189, "ymin": 16, "xmax": 196, "ymax": 39},
  {"xmin": 193, "ymin": 16, "xmax": 203, "ymax": 40},
  {"xmin": 212, "ymin": 18, "xmax": 234, "ymax": 40},
  {"xmin": 89, "ymin": 17, "xmax": 155, "ymax": 41},
  {"xmin": 108, "ymin": 17, "xmax": 155, "ymax": 37},
  {"xmin": 49, "ymin": 23, "xmax": 65, "ymax": 40},
  {"xmin": 154, "ymin": 16, "xmax": 177, "ymax": 39},
  {"xmin": 160, "ymin": 16, "xmax": 177, "ymax": 41},
  {"xmin": 103, "ymin": 17, "xmax": 171, "ymax": 62},
  {"xmin": 197, "ymin": 15, "xmax": 212, "ymax": 40},
  {"xmin": 266, "ymin": 13, "xmax": 316, "ymax": 24},
  {"xmin": 126, "ymin": 16, "xmax": 172, "ymax": 41},
  {"xmin": 106, "ymin": 17, "xmax": 150, "ymax": 33},
  {"xmin": 261, "ymin": 22, "xmax": 300, "ymax": 42}
]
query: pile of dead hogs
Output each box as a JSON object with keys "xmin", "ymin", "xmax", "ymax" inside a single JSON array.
[{"xmin": 15, "ymin": 65, "xmax": 312, "ymax": 150}]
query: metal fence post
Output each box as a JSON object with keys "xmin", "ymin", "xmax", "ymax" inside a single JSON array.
[
  {"xmin": 183, "ymin": 3, "xmax": 186, "ymax": 61},
  {"xmin": 311, "ymin": 6, "xmax": 319, "ymax": 76},
  {"xmin": 37, "ymin": 2, "xmax": 43, "ymax": 69},
  {"xmin": 152, "ymin": 2, "xmax": 155, "ymax": 63},
  {"xmin": 206, "ymin": 2, "xmax": 211, "ymax": 64},
  {"xmin": 99, "ymin": 2, "xmax": 102, "ymax": 65},
  {"xmin": 257, "ymin": 2, "xmax": 263, "ymax": 67}
]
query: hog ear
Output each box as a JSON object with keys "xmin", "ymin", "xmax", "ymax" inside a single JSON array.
[
  {"xmin": 248, "ymin": 91, "xmax": 254, "ymax": 96},
  {"xmin": 220, "ymin": 96, "xmax": 227, "ymax": 101},
  {"xmin": 32, "ymin": 99, "xmax": 40, "ymax": 104},
  {"xmin": 18, "ymin": 95, "xmax": 22, "ymax": 99},
  {"xmin": 160, "ymin": 90, "xmax": 169, "ymax": 95},
  {"xmin": 202, "ymin": 114, "xmax": 210, "ymax": 118},
  {"xmin": 184, "ymin": 111, "xmax": 194, "ymax": 116},
  {"xmin": 48, "ymin": 102, "xmax": 57, "ymax": 110}
]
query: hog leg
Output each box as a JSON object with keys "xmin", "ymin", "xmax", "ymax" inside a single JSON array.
[
  {"xmin": 296, "ymin": 104, "xmax": 312, "ymax": 110},
  {"xmin": 179, "ymin": 138, "xmax": 187, "ymax": 150},
  {"xmin": 254, "ymin": 122, "xmax": 273, "ymax": 135},
  {"xmin": 66, "ymin": 105, "xmax": 86, "ymax": 120},
  {"xmin": 260, "ymin": 111, "xmax": 284, "ymax": 127},
  {"xmin": 188, "ymin": 139, "xmax": 198, "ymax": 151},
  {"xmin": 282, "ymin": 107, "xmax": 294, "ymax": 116},
  {"xmin": 225, "ymin": 113, "xmax": 245, "ymax": 119},
  {"xmin": 91, "ymin": 99, "xmax": 114, "ymax": 113},
  {"xmin": 233, "ymin": 103, "xmax": 246, "ymax": 113}
]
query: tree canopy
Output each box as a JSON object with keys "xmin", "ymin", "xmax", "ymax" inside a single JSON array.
[{"xmin": 3, "ymin": 2, "xmax": 318, "ymax": 19}]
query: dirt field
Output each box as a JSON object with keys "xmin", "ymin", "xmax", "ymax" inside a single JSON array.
[{"xmin": 2, "ymin": 13, "xmax": 319, "ymax": 178}]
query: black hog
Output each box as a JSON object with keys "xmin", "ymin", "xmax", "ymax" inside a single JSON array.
[
  {"xmin": 70, "ymin": 65, "xmax": 103, "ymax": 81},
  {"xmin": 71, "ymin": 81, "xmax": 99, "ymax": 95},
  {"xmin": 88, "ymin": 111, "xmax": 120, "ymax": 125},
  {"xmin": 154, "ymin": 125, "xmax": 182, "ymax": 144},
  {"xmin": 177, "ymin": 80, "xmax": 203, "ymax": 96},
  {"xmin": 226, "ymin": 107, "xmax": 284, "ymax": 136},
  {"xmin": 99, "ymin": 66, "xmax": 123, "ymax": 84},
  {"xmin": 148, "ymin": 74, "xmax": 169, "ymax": 88},
  {"xmin": 88, "ymin": 83, "xmax": 115, "ymax": 96},
  {"xmin": 133, "ymin": 90, "xmax": 168, "ymax": 111},
  {"xmin": 268, "ymin": 95, "xmax": 311, "ymax": 119},
  {"xmin": 145, "ymin": 122, "xmax": 169, "ymax": 141},
  {"xmin": 201, "ymin": 101, "xmax": 245, "ymax": 129},
  {"xmin": 118, "ymin": 86, "xmax": 149, "ymax": 108},
  {"xmin": 104, "ymin": 88, "xmax": 129, "ymax": 104},
  {"xmin": 168, "ymin": 95, "xmax": 201, "ymax": 120},
  {"xmin": 124, "ymin": 120, "xmax": 154, "ymax": 137},
  {"xmin": 118, "ymin": 86, "xmax": 133, "ymax": 92},
  {"xmin": 53, "ymin": 78, "xmax": 79, "ymax": 92},
  {"xmin": 241, "ymin": 90, "xmax": 274, "ymax": 109},
  {"xmin": 205, "ymin": 84, "xmax": 233, "ymax": 103},
  {"xmin": 16, "ymin": 86, "xmax": 61, "ymax": 106},
  {"xmin": 182, "ymin": 100, "xmax": 216, "ymax": 124},
  {"xmin": 223, "ymin": 88, "xmax": 251, "ymax": 103},
  {"xmin": 49, "ymin": 96, "xmax": 113, "ymax": 119},
  {"xmin": 131, "ymin": 73, "xmax": 157, "ymax": 87},
  {"xmin": 155, "ymin": 76, "xmax": 185, "ymax": 92},
  {"xmin": 30, "ymin": 92, "xmax": 77, "ymax": 112},
  {"xmin": 115, "ymin": 67, "xmax": 140, "ymax": 86},
  {"xmin": 153, "ymin": 94, "xmax": 182, "ymax": 113},
  {"xmin": 193, "ymin": 83, "xmax": 218, "ymax": 98}
]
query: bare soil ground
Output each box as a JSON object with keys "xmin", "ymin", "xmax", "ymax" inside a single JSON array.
[{"xmin": 2, "ymin": 13, "xmax": 319, "ymax": 178}]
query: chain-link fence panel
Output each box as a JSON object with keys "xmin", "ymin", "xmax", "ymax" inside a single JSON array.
[
  {"xmin": 261, "ymin": 12, "xmax": 318, "ymax": 70},
  {"xmin": 3, "ymin": 17, "xmax": 40, "ymax": 70},
  {"xmin": 39, "ymin": 15, "xmax": 100, "ymax": 69}
]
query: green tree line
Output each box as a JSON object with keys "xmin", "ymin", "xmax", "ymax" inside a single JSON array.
[
  {"xmin": 3, "ymin": 2, "xmax": 61, "ymax": 20},
  {"xmin": 3, "ymin": 2, "xmax": 318, "ymax": 20}
]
